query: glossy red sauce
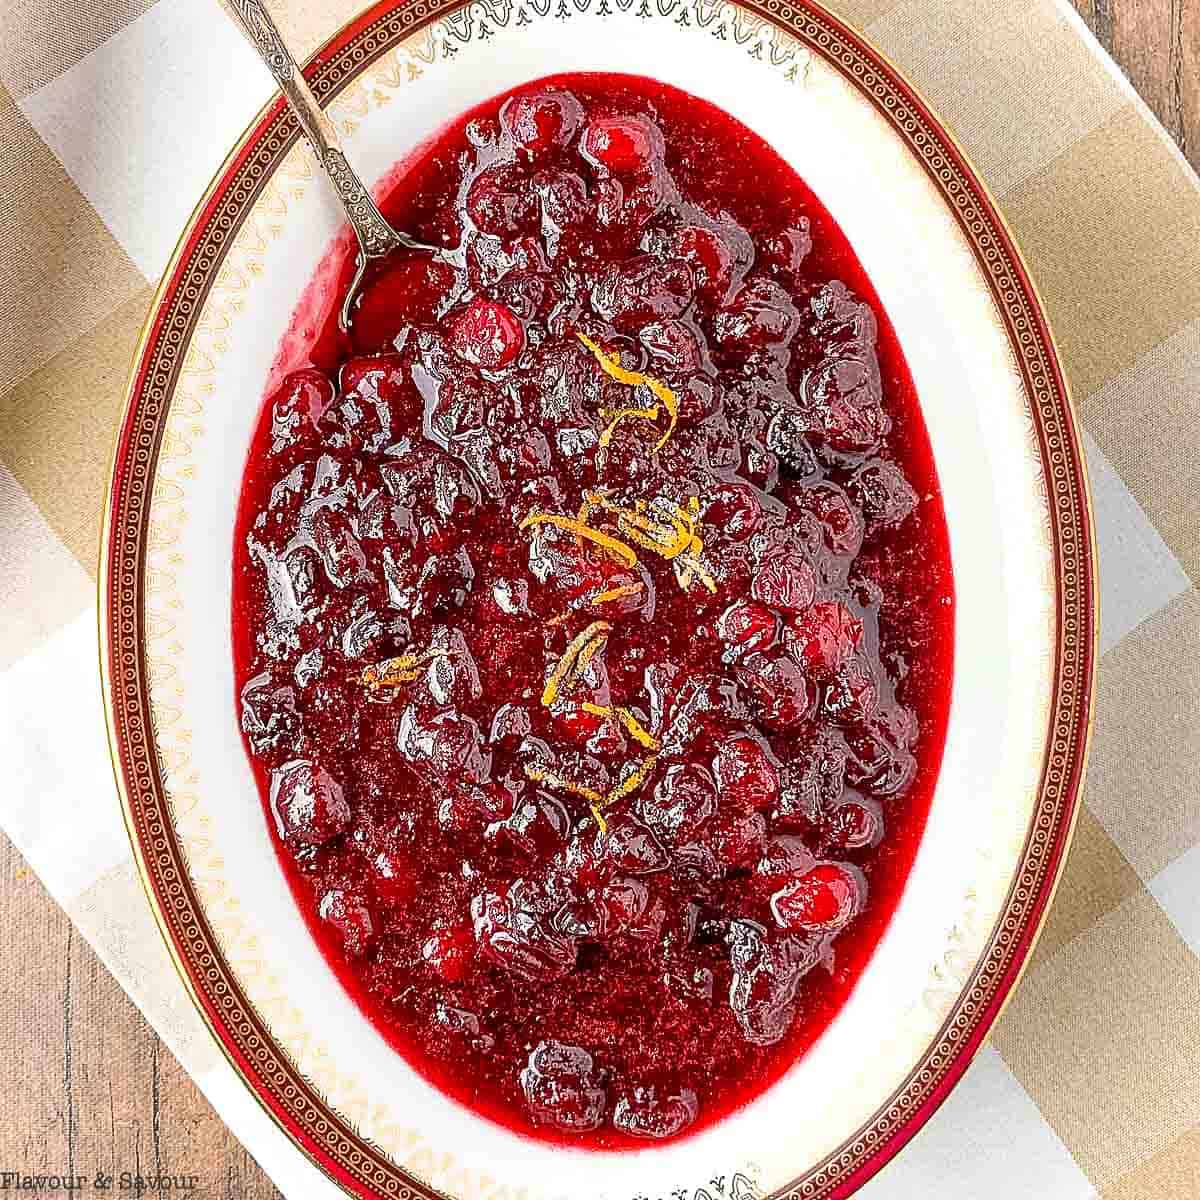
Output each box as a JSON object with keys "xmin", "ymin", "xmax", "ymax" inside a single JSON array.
[{"xmin": 232, "ymin": 73, "xmax": 953, "ymax": 1148}]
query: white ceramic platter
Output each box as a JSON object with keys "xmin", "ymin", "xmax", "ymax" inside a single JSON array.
[{"xmin": 102, "ymin": 2, "xmax": 1096, "ymax": 1197}]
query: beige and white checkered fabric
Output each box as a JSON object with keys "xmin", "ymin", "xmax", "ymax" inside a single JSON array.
[{"xmin": 1, "ymin": 0, "xmax": 1197, "ymax": 1196}]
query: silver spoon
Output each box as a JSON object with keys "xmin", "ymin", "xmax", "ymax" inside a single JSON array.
[{"xmin": 226, "ymin": 0, "xmax": 443, "ymax": 331}]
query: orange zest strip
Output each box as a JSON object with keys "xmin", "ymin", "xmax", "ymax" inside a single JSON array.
[
  {"xmin": 578, "ymin": 488, "xmax": 613, "ymax": 527},
  {"xmin": 582, "ymin": 494, "xmax": 715, "ymax": 592},
  {"xmin": 359, "ymin": 649, "xmax": 449, "ymax": 693},
  {"xmin": 519, "ymin": 511, "xmax": 638, "ymax": 568},
  {"xmin": 590, "ymin": 494, "xmax": 691, "ymax": 557},
  {"xmin": 598, "ymin": 404, "xmax": 662, "ymax": 448},
  {"xmin": 523, "ymin": 763, "xmax": 605, "ymax": 806},
  {"xmin": 586, "ymin": 754, "xmax": 662, "ymax": 833},
  {"xmin": 576, "ymin": 629, "xmax": 606, "ymax": 674},
  {"xmin": 575, "ymin": 492, "xmax": 599, "ymax": 549},
  {"xmin": 541, "ymin": 620, "xmax": 611, "ymax": 707},
  {"xmin": 676, "ymin": 552, "xmax": 718, "ymax": 594},
  {"xmin": 616, "ymin": 508, "xmax": 691, "ymax": 559},
  {"xmin": 525, "ymin": 751, "xmax": 660, "ymax": 831},
  {"xmin": 576, "ymin": 702, "xmax": 659, "ymax": 751},
  {"xmin": 591, "ymin": 582, "xmax": 643, "ymax": 605},
  {"xmin": 607, "ymin": 754, "xmax": 660, "ymax": 805},
  {"xmin": 614, "ymin": 708, "xmax": 661, "ymax": 751},
  {"xmin": 577, "ymin": 333, "xmax": 678, "ymax": 452}
]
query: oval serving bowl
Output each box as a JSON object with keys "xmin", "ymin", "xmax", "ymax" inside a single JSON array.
[{"xmin": 101, "ymin": 1, "xmax": 1097, "ymax": 1197}]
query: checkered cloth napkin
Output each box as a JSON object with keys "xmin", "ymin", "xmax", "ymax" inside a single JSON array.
[{"xmin": 1, "ymin": 0, "xmax": 1197, "ymax": 1195}]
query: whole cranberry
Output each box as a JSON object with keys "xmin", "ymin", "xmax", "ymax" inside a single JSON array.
[
  {"xmin": 425, "ymin": 372, "xmax": 493, "ymax": 447},
  {"xmin": 712, "ymin": 807, "xmax": 768, "ymax": 868},
  {"xmin": 269, "ymin": 369, "xmax": 335, "ymax": 453},
  {"xmin": 803, "ymin": 355, "xmax": 889, "ymax": 453},
  {"xmin": 448, "ymin": 298, "xmax": 525, "ymax": 370},
  {"xmin": 712, "ymin": 732, "xmax": 780, "ymax": 811},
  {"xmin": 738, "ymin": 648, "xmax": 817, "ymax": 731},
  {"xmin": 716, "ymin": 601, "xmax": 778, "ymax": 661},
  {"xmin": 560, "ymin": 828, "xmax": 613, "ymax": 894},
  {"xmin": 770, "ymin": 862, "xmax": 865, "ymax": 933},
  {"xmin": 827, "ymin": 794, "xmax": 885, "ymax": 850},
  {"xmin": 672, "ymin": 223, "xmax": 740, "ymax": 304},
  {"xmin": 612, "ymin": 1085, "xmax": 699, "ymax": 1139},
  {"xmin": 773, "ymin": 729, "xmax": 852, "ymax": 828},
  {"xmin": 676, "ymin": 373, "xmax": 722, "ymax": 423},
  {"xmin": 754, "ymin": 835, "xmax": 817, "ymax": 894},
  {"xmin": 598, "ymin": 876, "xmax": 659, "ymax": 938},
  {"xmin": 501, "ymin": 87, "xmax": 585, "ymax": 157},
  {"xmin": 421, "ymin": 923, "xmax": 475, "ymax": 982},
  {"xmin": 493, "ymin": 270, "xmax": 560, "ymax": 323},
  {"xmin": 582, "ymin": 114, "xmax": 664, "ymax": 174},
  {"xmin": 766, "ymin": 408, "xmax": 819, "ymax": 477},
  {"xmin": 240, "ymin": 670, "xmax": 301, "ymax": 757},
  {"xmin": 823, "ymin": 655, "xmax": 879, "ymax": 724},
  {"xmin": 705, "ymin": 482, "xmax": 763, "ymax": 542},
  {"xmin": 396, "ymin": 707, "xmax": 492, "ymax": 786},
  {"xmin": 849, "ymin": 458, "xmax": 919, "ymax": 530},
  {"xmin": 639, "ymin": 318, "xmax": 704, "ymax": 374},
  {"xmin": 727, "ymin": 920, "xmax": 820, "ymax": 1045},
  {"xmin": 600, "ymin": 813, "xmax": 669, "ymax": 876},
  {"xmin": 784, "ymin": 601, "xmax": 864, "ymax": 679},
  {"xmin": 465, "ymin": 164, "xmax": 539, "ymax": 236},
  {"xmin": 534, "ymin": 168, "xmax": 590, "ymax": 230},
  {"xmin": 641, "ymin": 763, "xmax": 718, "ymax": 845},
  {"xmin": 269, "ymin": 760, "xmax": 350, "ymax": 847},
  {"xmin": 763, "ymin": 219, "xmax": 813, "ymax": 279},
  {"xmin": 590, "ymin": 255, "xmax": 694, "ymax": 331},
  {"xmin": 712, "ymin": 277, "xmax": 801, "ymax": 355},
  {"xmin": 519, "ymin": 1040, "xmax": 607, "ymax": 1131},
  {"xmin": 318, "ymin": 888, "xmax": 374, "ymax": 957},
  {"xmin": 845, "ymin": 721, "xmax": 918, "ymax": 799},
  {"xmin": 339, "ymin": 352, "xmax": 417, "ymax": 412},
  {"xmin": 310, "ymin": 507, "xmax": 370, "ymax": 588},
  {"xmin": 795, "ymin": 483, "xmax": 865, "ymax": 558},
  {"xmin": 471, "ymin": 883, "xmax": 577, "ymax": 980},
  {"xmin": 489, "ymin": 793, "xmax": 571, "ymax": 860},
  {"xmin": 350, "ymin": 255, "xmax": 457, "ymax": 353},
  {"xmin": 751, "ymin": 548, "xmax": 817, "ymax": 614}
]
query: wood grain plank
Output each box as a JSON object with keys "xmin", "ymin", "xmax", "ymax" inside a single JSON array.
[
  {"xmin": 1112, "ymin": 0, "xmax": 1184, "ymax": 141},
  {"xmin": 1074, "ymin": 0, "xmax": 1199, "ymax": 171},
  {"xmin": 1074, "ymin": 0, "xmax": 1117, "ymax": 53},
  {"xmin": 1181, "ymin": 0, "xmax": 1198, "ymax": 162},
  {"xmin": 0, "ymin": 836, "xmax": 71, "ymax": 1174},
  {"xmin": 152, "ymin": 1028, "xmax": 284, "ymax": 1198},
  {"xmin": 0, "ymin": 835, "xmax": 281, "ymax": 1197},
  {"xmin": 67, "ymin": 919, "xmax": 159, "ymax": 1186}
]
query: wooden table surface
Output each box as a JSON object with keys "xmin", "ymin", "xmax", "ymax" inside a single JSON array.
[{"xmin": 2, "ymin": 3, "xmax": 1195, "ymax": 1196}]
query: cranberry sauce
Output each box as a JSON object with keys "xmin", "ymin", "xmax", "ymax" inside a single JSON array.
[{"xmin": 233, "ymin": 74, "xmax": 954, "ymax": 1148}]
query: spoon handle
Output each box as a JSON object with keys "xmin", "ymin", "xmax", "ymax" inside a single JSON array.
[{"xmin": 225, "ymin": 0, "xmax": 405, "ymax": 259}]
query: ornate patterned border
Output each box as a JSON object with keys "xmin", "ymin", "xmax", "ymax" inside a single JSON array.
[{"xmin": 101, "ymin": 1, "xmax": 1096, "ymax": 1197}]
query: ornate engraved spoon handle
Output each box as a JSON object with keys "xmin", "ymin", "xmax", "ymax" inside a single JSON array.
[{"xmin": 225, "ymin": 0, "xmax": 411, "ymax": 261}]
